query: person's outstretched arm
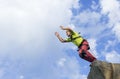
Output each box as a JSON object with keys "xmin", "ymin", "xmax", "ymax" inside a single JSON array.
[
  {"xmin": 60, "ymin": 26, "xmax": 73, "ymax": 32},
  {"xmin": 55, "ymin": 32, "xmax": 67, "ymax": 43}
]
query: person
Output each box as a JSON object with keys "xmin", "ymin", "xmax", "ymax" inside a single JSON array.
[{"xmin": 55, "ymin": 26, "xmax": 96, "ymax": 62}]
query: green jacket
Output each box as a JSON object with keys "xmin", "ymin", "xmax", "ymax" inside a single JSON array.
[{"xmin": 66, "ymin": 31, "xmax": 83, "ymax": 47}]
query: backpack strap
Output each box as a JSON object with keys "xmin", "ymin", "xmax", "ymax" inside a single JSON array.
[{"xmin": 70, "ymin": 36, "xmax": 82, "ymax": 41}]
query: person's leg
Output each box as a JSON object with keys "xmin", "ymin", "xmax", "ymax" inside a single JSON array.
[
  {"xmin": 78, "ymin": 41, "xmax": 96, "ymax": 62},
  {"xmin": 82, "ymin": 49, "xmax": 96, "ymax": 62}
]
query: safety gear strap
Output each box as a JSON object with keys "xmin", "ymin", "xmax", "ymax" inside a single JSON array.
[
  {"xmin": 78, "ymin": 40, "xmax": 90, "ymax": 50},
  {"xmin": 70, "ymin": 36, "xmax": 82, "ymax": 41}
]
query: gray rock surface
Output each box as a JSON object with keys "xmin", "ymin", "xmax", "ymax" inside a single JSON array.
[{"xmin": 88, "ymin": 60, "xmax": 120, "ymax": 79}]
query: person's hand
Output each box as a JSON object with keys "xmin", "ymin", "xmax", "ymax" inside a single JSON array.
[
  {"xmin": 55, "ymin": 32, "xmax": 59, "ymax": 37},
  {"xmin": 60, "ymin": 26, "xmax": 64, "ymax": 30}
]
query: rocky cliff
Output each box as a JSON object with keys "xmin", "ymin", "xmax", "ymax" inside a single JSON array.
[{"xmin": 88, "ymin": 60, "xmax": 120, "ymax": 79}]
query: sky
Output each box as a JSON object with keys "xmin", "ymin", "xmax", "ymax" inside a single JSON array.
[{"xmin": 0, "ymin": 0, "xmax": 120, "ymax": 79}]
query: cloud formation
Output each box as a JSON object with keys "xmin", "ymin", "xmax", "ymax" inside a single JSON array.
[
  {"xmin": 0, "ymin": 0, "xmax": 120, "ymax": 79},
  {"xmin": 0, "ymin": 0, "xmax": 76, "ymax": 58},
  {"xmin": 100, "ymin": 0, "xmax": 120, "ymax": 41},
  {"xmin": 0, "ymin": 0, "xmax": 85, "ymax": 79},
  {"xmin": 105, "ymin": 51, "xmax": 120, "ymax": 63},
  {"xmin": 100, "ymin": 0, "xmax": 120, "ymax": 63},
  {"xmin": 54, "ymin": 56, "xmax": 87, "ymax": 79}
]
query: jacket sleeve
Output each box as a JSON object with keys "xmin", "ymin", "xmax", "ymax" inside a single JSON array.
[{"xmin": 65, "ymin": 38, "xmax": 71, "ymax": 42}]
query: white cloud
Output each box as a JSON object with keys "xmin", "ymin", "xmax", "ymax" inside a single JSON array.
[
  {"xmin": 19, "ymin": 75, "xmax": 24, "ymax": 79},
  {"xmin": 68, "ymin": 24, "xmax": 76, "ymax": 29},
  {"xmin": 72, "ymin": 0, "xmax": 81, "ymax": 9},
  {"xmin": 0, "ymin": 0, "xmax": 76, "ymax": 58},
  {"xmin": 100, "ymin": 0, "xmax": 120, "ymax": 14},
  {"xmin": 57, "ymin": 58, "xmax": 66, "ymax": 67},
  {"xmin": 100, "ymin": 0, "xmax": 120, "ymax": 41},
  {"xmin": 112, "ymin": 23, "xmax": 120, "ymax": 41},
  {"xmin": 104, "ymin": 40, "xmax": 114, "ymax": 51},
  {"xmin": 105, "ymin": 51, "xmax": 120, "ymax": 63},
  {"xmin": 55, "ymin": 57, "xmax": 87, "ymax": 79},
  {"xmin": 71, "ymin": 9, "xmax": 108, "ymax": 38},
  {"xmin": 74, "ymin": 10, "xmax": 101, "ymax": 24},
  {"xmin": 0, "ymin": 0, "xmax": 82, "ymax": 79},
  {"xmin": 91, "ymin": 1, "xmax": 99, "ymax": 10},
  {"xmin": 88, "ymin": 39, "xmax": 98, "ymax": 58}
]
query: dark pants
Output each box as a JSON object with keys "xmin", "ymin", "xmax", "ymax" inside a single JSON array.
[{"xmin": 78, "ymin": 40, "xmax": 96, "ymax": 62}]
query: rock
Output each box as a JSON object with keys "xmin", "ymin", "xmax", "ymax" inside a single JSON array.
[{"xmin": 88, "ymin": 60, "xmax": 120, "ymax": 79}]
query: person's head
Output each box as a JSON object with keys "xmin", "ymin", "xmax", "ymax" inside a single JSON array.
[{"xmin": 66, "ymin": 30, "xmax": 71, "ymax": 37}]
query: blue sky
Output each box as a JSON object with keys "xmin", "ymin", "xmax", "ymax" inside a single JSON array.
[{"xmin": 0, "ymin": 0, "xmax": 120, "ymax": 79}]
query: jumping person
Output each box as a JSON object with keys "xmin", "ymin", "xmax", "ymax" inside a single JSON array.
[{"xmin": 55, "ymin": 26, "xmax": 96, "ymax": 62}]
